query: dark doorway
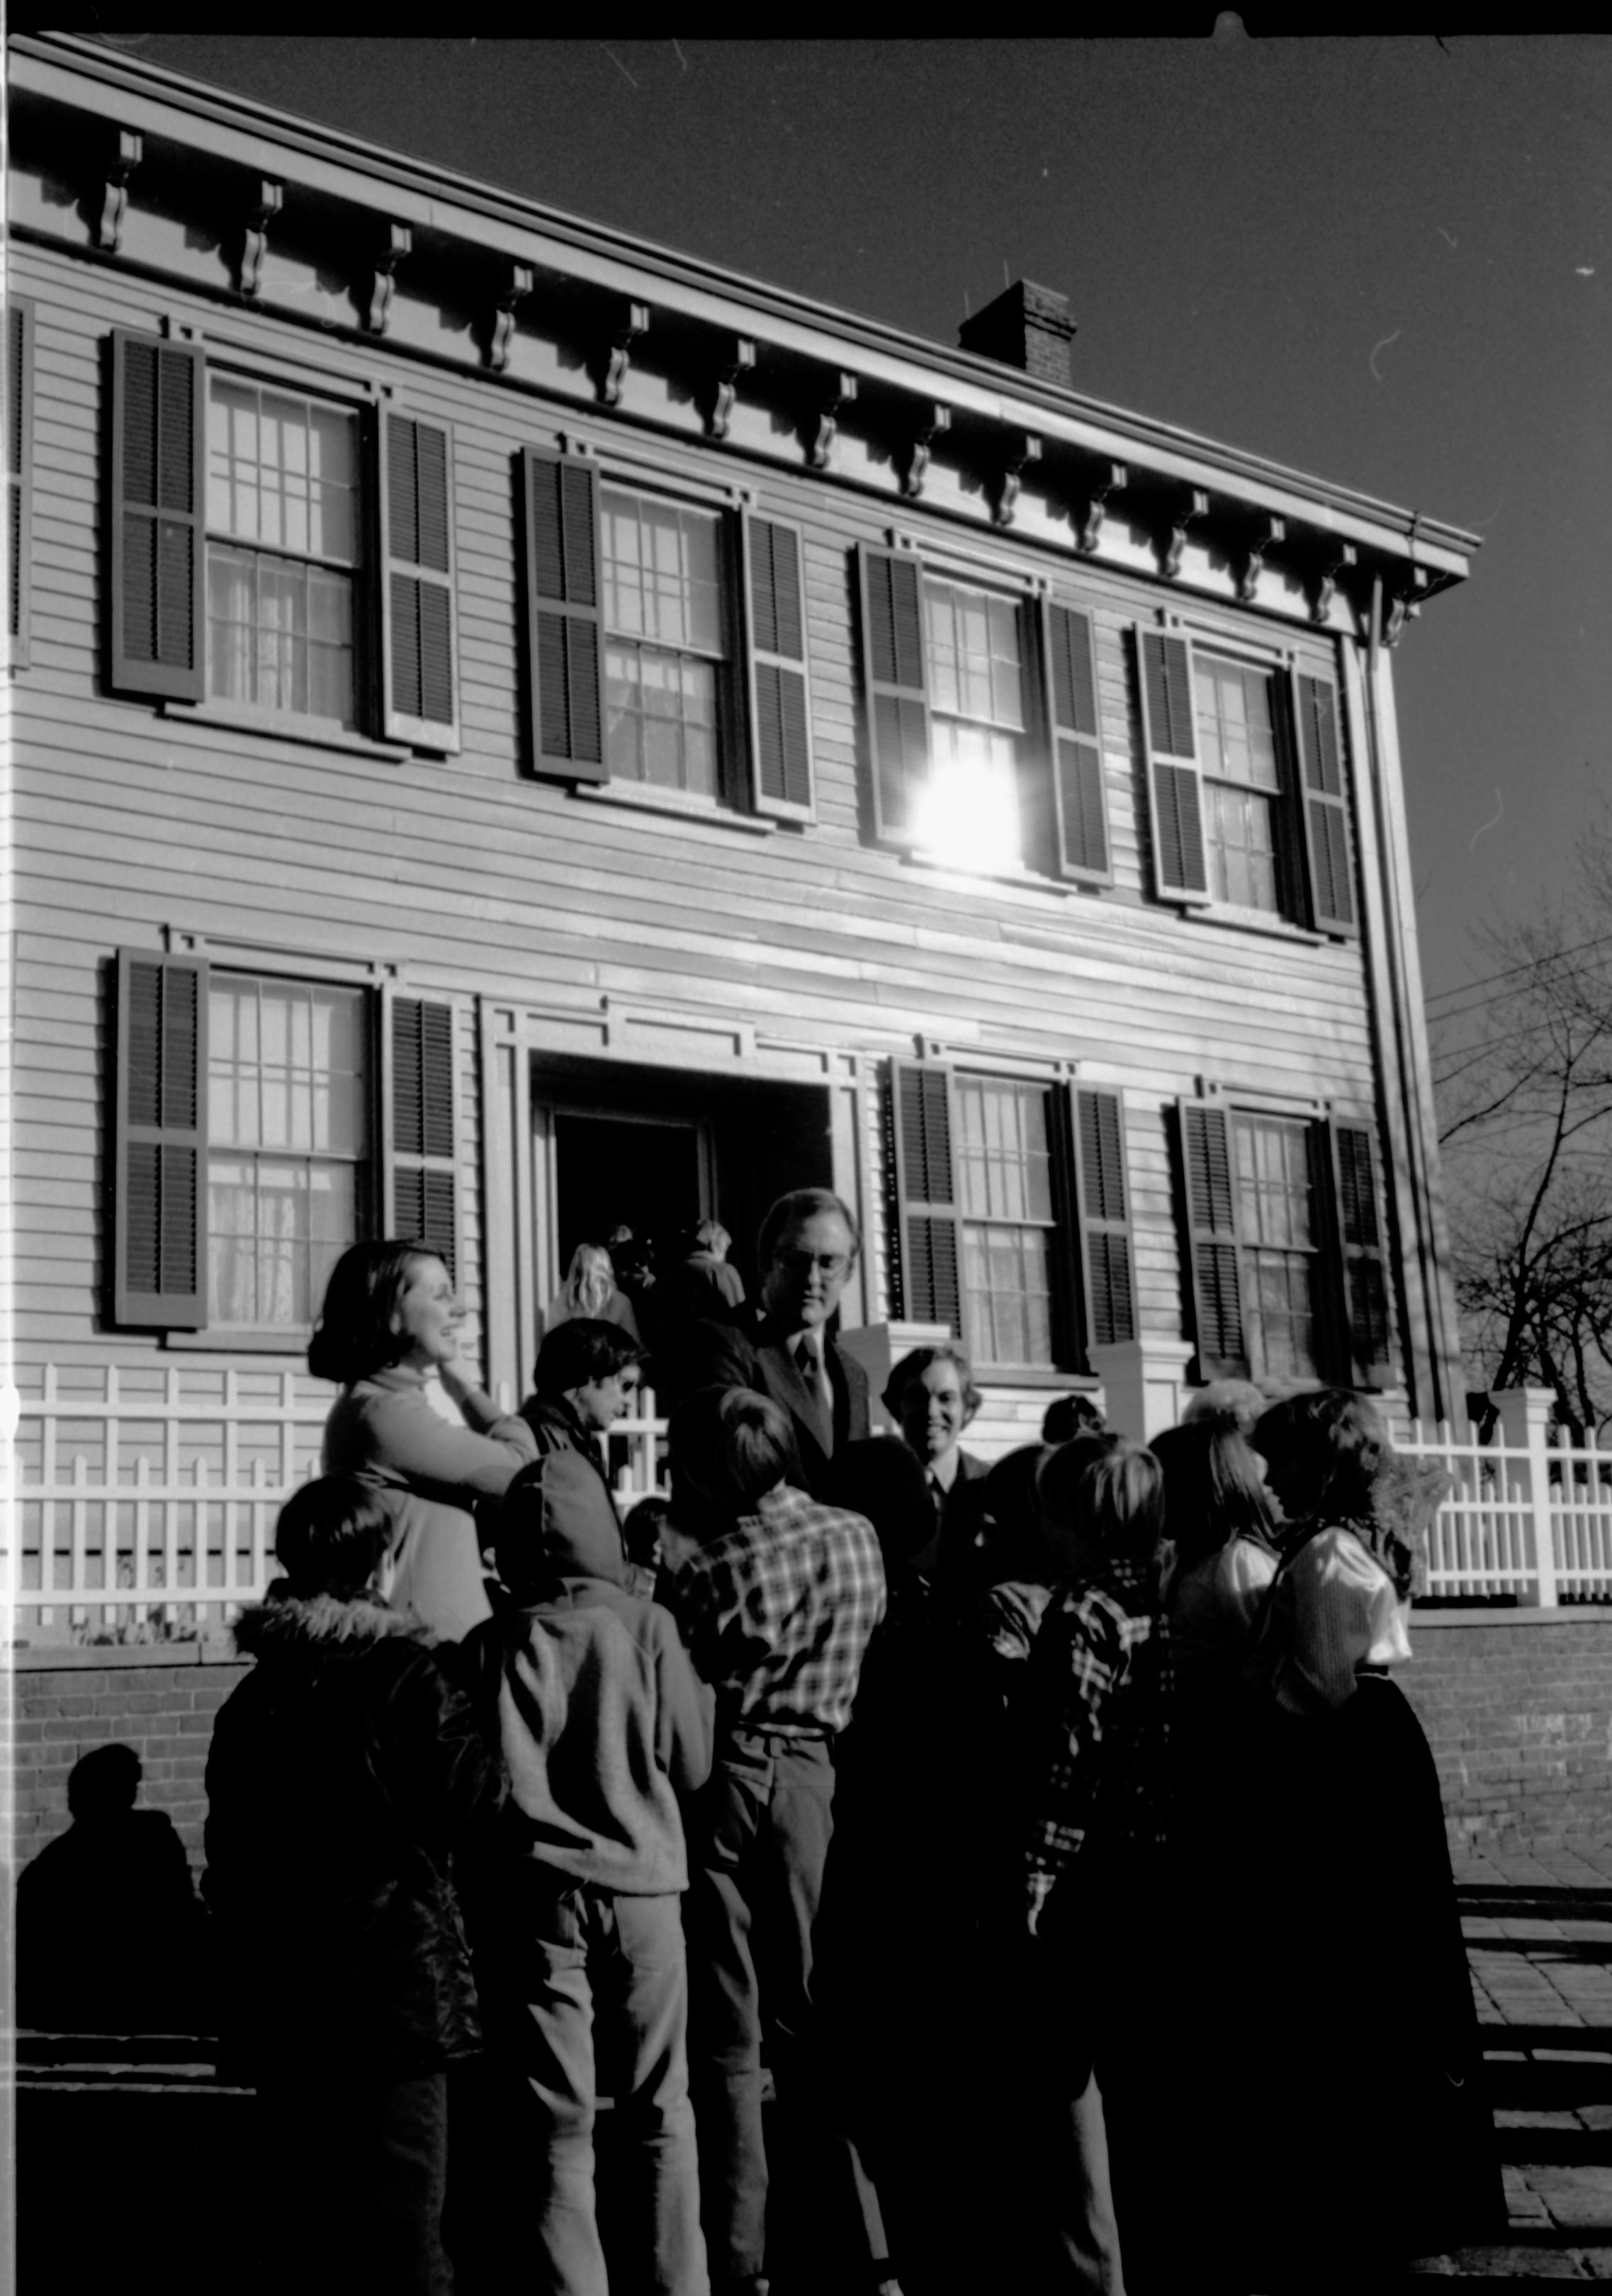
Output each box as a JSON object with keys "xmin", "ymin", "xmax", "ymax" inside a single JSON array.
[
  {"xmin": 554, "ymin": 1113, "xmax": 703, "ymax": 1272},
  {"xmin": 531, "ymin": 1057, "xmax": 835, "ymax": 1307}
]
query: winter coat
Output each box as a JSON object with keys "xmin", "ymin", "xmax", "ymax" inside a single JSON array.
[{"xmin": 203, "ymin": 1588, "xmax": 503, "ymax": 2075}]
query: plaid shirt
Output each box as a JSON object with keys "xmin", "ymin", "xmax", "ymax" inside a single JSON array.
[
  {"xmin": 1022, "ymin": 1557, "xmax": 1173, "ymax": 1935},
  {"xmin": 667, "ymin": 1484, "xmax": 886, "ymax": 1737}
]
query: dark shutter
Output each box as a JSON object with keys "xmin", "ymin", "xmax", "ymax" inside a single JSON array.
[
  {"xmin": 745, "ymin": 513, "xmax": 813, "ymax": 818},
  {"xmin": 9, "ymin": 296, "xmax": 35, "ymax": 667},
  {"xmin": 381, "ymin": 411, "xmax": 459, "ymax": 748},
  {"xmin": 390, "ymin": 996, "xmax": 457, "ymax": 1278},
  {"xmin": 1329, "ymin": 1118, "xmax": 1393, "ymax": 1386},
  {"xmin": 1295, "ymin": 673, "xmax": 1357, "ymax": 935},
  {"xmin": 1177, "ymin": 1098, "xmax": 1248, "ymax": 1380},
  {"xmin": 113, "ymin": 949, "xmax": 208, "ymax": 1327},
  {"xmin": 1138, "ymin": 629, "xmax": 1209, "ymax": 902},
  {"xmin": 1070, "ymin": 1086, "xmax": 1136, "ymax": 1356},
  {"xmin": 889, "ymin": 1059, "xmax": 962, "ymax": 1337},
  {"xmin": 859, "ymin": 546, "xmax": 930, "ymax": 842},
  {"xmin": 109, "ymin": 331, "xmax": 205, "ymax": 701},
  {"xmin": 522, "ymin": 446, "xmax": 607, "ymax": 782},
  {"xmin": 1043, "ymin": 602, "xmax": 1110, "ymax": 883}
]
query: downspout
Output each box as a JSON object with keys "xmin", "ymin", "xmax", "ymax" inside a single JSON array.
[{"xmin": 1365, "ymin": 573, "xmax": 1450, "ymax": 1425}]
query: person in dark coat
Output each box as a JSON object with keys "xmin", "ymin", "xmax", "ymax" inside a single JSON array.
[
  {"xmin": 203, "ymin": 1473, "xmax": 502, "ymax": 2296},
  {"xmin": 16, "ymin": 1742, "xmax": 208, "ymax": 2034},
  {"xmin": 519, "ymin": 1319, "xmax": 645, "ymax": 1491},
  {"xmin": 881, "ymin": 1341, "xmax": 991, "ymax": 1594},
  {"xmin": 670, "ymin": 1188, "xmax": 870, "ymax": 1499}
]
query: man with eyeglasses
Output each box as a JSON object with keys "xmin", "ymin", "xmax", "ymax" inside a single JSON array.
[{"xmin": 673, "ymin": 1188, "xmax": 871, "ymax": 1499}]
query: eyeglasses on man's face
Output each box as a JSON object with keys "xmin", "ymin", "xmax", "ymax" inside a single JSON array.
[{"xmin": 774, "ymin": 1250, "xmax": 851, "ymax": 1281}]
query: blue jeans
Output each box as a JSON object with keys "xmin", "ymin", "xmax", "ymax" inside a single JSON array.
[
  {"xmin": 685, "ymin": 1730, "xmax": 835, "ymax": 2292},
  {"xmin": 510, "ymin": 1879, "xmax": 707, "ymax": 2296}
]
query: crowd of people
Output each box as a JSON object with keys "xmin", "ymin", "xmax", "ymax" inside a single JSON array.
[{"xmin": 199, "ymin": 1188, "xmax": 1504, "ymax": 2295}]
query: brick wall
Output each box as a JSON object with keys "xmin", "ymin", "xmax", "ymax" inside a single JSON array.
[
  {"xmin": 6, "ymin": 1613, "xmax": 1611, "ymax": 1880},
  {"xmin": 5, "ymin": 1645, "xmax": 251, "ymax": 1875},
  {"xmin": 1403, "ymin": 1612, "xmax": 1612, "ymax": 1855}
]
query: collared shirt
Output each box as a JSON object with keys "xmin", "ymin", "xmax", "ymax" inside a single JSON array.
[
  {"xmin": 1022, "ymin": 1556, "xmax": 1173, "ymax": 1932},
  {"xmin": 666, "ymin": 1482, "xmax": 886, "ymax": 1737}
]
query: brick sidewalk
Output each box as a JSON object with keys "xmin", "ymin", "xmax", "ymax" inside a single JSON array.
[{"xmin": 1418, "ymin": 1841, "xmax": 1612, "ymax": 2283}]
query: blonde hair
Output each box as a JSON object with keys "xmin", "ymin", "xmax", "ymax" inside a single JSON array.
[{"xmin": 560, "ymin": 1243, "xmax": 615, "ymax": 1320}]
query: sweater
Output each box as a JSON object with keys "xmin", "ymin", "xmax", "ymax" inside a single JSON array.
[{"xmin": 322, "ymin": 1363, "xmax": 537, "ymax": 1641}]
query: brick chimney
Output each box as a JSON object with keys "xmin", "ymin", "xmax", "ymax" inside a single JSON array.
[{"xmin": 958, "ymin": 279, "xmax": 1076, "ymax": 390}]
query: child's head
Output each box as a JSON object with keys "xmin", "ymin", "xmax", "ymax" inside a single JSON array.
[
  {"xmin": 623, "ymin": 1492, "xmax": 675, "ymax": 1571},
  {"xmin": 668, "ymin": 1386, "xmax": 799, "ymax": 1513},
  {"xmin": 1253, "ymin": 1388, "xmax": 1385, "ymax": 1527},
  {"xmin": 825, "ymin": 1437, "xmax": 933, "ymax": 1571},
  {"xmin": 1149, "ymin": 1419, "xmax": 1278, "ymax": 1570},
  {"xmin": 1041, "ymin": 1391, "xmax": 1107, "ymax": 1446},
  {"xmin": 497, "ymin": 1450, "xmax": 627, "ymax": 1600},
  {"xmin": 274, "ymin": 1474, "xmax": 393, "ymax": 1599},
  {"xmin": 1180, "ymin": 1378, "xmax": 1268, "ymax": 1438},
  {"xmin": 1042, "ymin": 1437, "xmax": 1164, "ymax": 1577}
]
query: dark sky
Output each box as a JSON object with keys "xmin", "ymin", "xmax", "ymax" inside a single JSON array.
[{"xmin": 113, "ymin": 34, "xmax": 1611, "ymax": 1006}]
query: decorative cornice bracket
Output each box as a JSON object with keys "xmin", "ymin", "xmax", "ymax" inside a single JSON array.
[
  {"xmin": 808, "ymin": 372, "xmax": 858, "ymax": 470},
  {"xmin": 599, "ymin": 299, "xmax": 650, "ymax": 407},
  {"xmin": 488, "ymin": 260, "xmax": 534, "ymax": 373},
  {"xmin": 366, "ymin": 222, "xmax": 412, "ymax": 334},
  {"xmin": 993, "ymin": 432, "xmax": 1042, "ymax": 528},
  {"xmin": 1077, "ymin": 461, "xmax": 1128, "ymax": 555},
  {"xmin": 1237, "ymin": 514, "xmax": 1285, "ymax": 604},
  {"xmin": 98, "ymin": 129, "xmax": 142, "ymax": 252},
  {"xmin": 706, "ymin": 337, "xmax": 756, "ymax": 440},
  {"xmin": 1163, "ymin": 487, "xmax": 1211, "ymax": 580},
  {"xmin": 1382, "ymin": 566, "xmax": 1429, "ymax": 648},
  {"xmin": 1312, "ymin": 539, "xmax": 1358, "ymax": 626},
  {"xmin": 239, "ymin": 179, "xmax": 283, "ymax": 298},
  {"xmin": 901, "ymin": 403, "xmax": 951, "ymax": 499}
]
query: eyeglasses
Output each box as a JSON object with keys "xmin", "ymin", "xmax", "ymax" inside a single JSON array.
[{"xmin": 775, "ymin": 1251, "xmax": 851, "ymax": 1279}]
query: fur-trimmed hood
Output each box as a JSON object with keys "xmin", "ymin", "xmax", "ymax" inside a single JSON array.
[{"xmin": 232, "ymin": 1586, "xmax": 433, "ymax": 1658}]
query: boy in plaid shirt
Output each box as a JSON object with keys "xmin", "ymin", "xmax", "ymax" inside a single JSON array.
[{"xmin": 664, "ymin": 1385, "xmax": 886, "ymax": 2296}]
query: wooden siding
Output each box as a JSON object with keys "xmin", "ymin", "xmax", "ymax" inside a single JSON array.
[{"xmin": 10, "ymin": 237, "xmax": 1396, "ymax": 1390}]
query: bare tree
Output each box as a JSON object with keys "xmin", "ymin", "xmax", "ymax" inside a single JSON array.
[{"xmin": 1432, "ymin": 851, "xmax": 1612, "ymax": 1438}]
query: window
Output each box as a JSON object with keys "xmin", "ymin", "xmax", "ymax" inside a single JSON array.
[
  {"xmin": 1178, "ymin": 1096, "xmax": 1393, "ymax": 1388},
  {"xmin": 108, "ymin": 329, "xmax": 459, "ymax": 749},
  {"xmin": 601, "ymin": 486, "xmax": 726, "ymax": 799},
  {"xmin": 889, "ymin": 1059, "xmax": 1134, "ymax": 1373},
  {"xmin": 1194, "ymin": 653, "xmax": 1280, "ymax": 912},
  {"xmin": 8, "ymin": 295, "xmax": 34, "ymax": 668},
  {"xmin": 956, "ymin": 1075, "xmax": 1056, "ymax": 1363},
  {"xmin": 859, "ymin": 546, "xmax": 1109, "ymax": 883},
  {"xmin": 523, "ymin": 446, "xmax": 814, "ymax": 818},
  {"xmin": 920, "ymin": 580, "xmax": 1029, "ymax": 872},
  {"xmin": 208, "ymin": 974, "xmax": 368, "ymax": 1329},
  {"xmin": 206, "ymin": 381, "xmax": 360, "ymax": 729},
  {"xmin": 1138, "ymin": 627, "xmax": 1355, "ymax": 933},
  {"xmin": 111, "ymin": 949, "xmax": 458, "ymax": 1336}
]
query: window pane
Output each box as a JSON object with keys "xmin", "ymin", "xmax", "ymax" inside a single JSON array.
[
  {"xmin": 207, "ymin": 979, "xmax": 367, "ymax": 1328},
  {"xmin": 1194, "ymin": 656, "xmax": 1278, "ymax": 789},
  {"xmin": 1205, "ymin": 782, "xmax": 1278, "ymax": 912},
  {"xmin": 1234, "ymin": 1115, "xmax": 1319, "ymax": 1380},
  {"xmin": 923, "ymin": 579, "xmax": 1024, "ymax": 733},
  {"xmin": 602, "ymin": 488, "xmax": 725, "ymax": 659},
  {"xmin": 603, "ymin": 641, "xmax": 718, "ymax": 799}
]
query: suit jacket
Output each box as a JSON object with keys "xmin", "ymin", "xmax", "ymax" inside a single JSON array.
[{"xmin": 675, "ymin": 1312, "xmax": 871, "ymax": 1499}]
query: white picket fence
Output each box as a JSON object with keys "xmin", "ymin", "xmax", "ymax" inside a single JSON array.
[
  {"xmin": 5, "ymin": 1363, "xmax": 670, "ymax": 1645},
  {"xmin": 6, "ymin": 1369, "xmax": 1608, "ymax": 1645}
]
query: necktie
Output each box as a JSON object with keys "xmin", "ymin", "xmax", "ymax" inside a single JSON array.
[{"xmin": 795, "ymin": 1336, "xmax": 828, "ymax": 1419}]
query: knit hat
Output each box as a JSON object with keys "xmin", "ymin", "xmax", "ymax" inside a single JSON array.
[{"xmin": 497, "ymin": 1449, "xmax": 626, "ymax": 1598}]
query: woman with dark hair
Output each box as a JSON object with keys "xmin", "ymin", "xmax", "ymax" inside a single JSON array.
[
  {"xmin": 1151, "ymin": 1418, "xmax": 1280, "ymax": 1695},
  {"xmin": 1236, "ymin": 1388, "xmax": 1502, "ymax": 2286},
  {"xmin": 314, "ymin": 1241, "xmax": 537, "ymax": 1641}
]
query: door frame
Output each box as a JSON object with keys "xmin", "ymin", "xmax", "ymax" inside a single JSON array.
[{"xmin": 478, "ymin": 994, "xmax": 871, "ymax": 1408}]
